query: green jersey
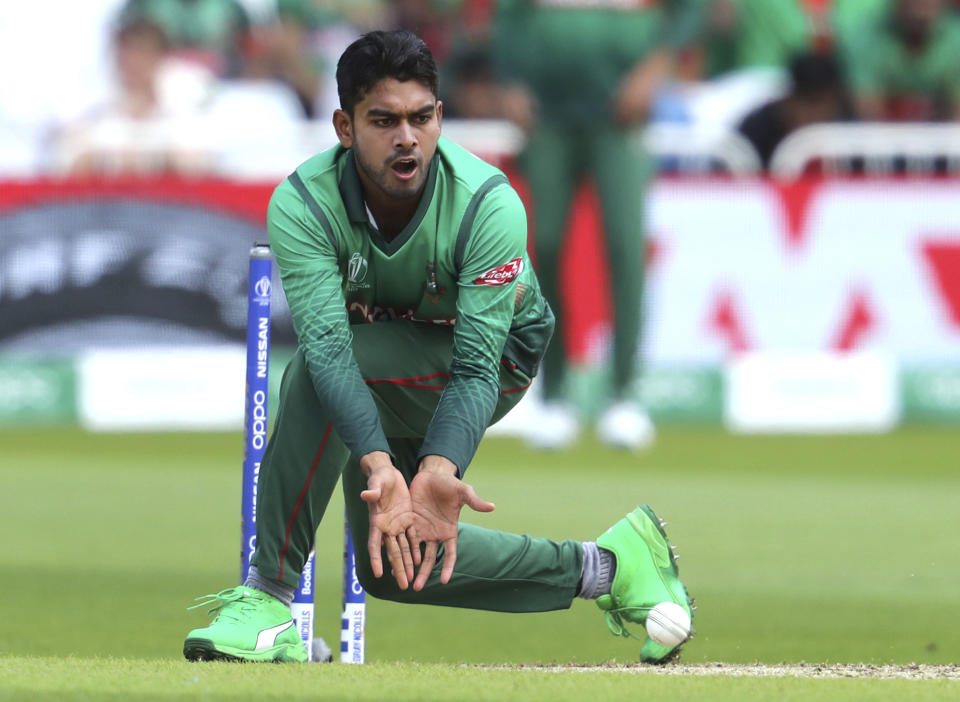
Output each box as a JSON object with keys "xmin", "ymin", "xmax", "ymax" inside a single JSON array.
[
  {"xmin": 732, "ymin": 0, "xmax": 811, "ymax": 69},
  {"xmin": 844, "ymin": 10, "xmax": 960, "ymax": 120},
  {"xmin": 267, "ymin": 137, "xmax": 554, "ymax": 473},
  {"xmin": 494, "ymin": 0, "xmax": 705, "ymax": 125},
  {"xmin": 119, "ymin": 0, "xmax": 249, "ymax": 58}
]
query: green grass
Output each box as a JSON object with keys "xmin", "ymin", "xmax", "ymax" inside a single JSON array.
[
  {"xmin": 1, "ymin": 427, "xmax": 958, "ymax": 700},
  {"xmin": 1, "ymin": 658, "xmax": 956, "ymax": 702}
]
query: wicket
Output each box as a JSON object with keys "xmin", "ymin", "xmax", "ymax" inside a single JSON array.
[{"xmin": 242, "ymin": 243, "xmax": 365, "ymax": 663}]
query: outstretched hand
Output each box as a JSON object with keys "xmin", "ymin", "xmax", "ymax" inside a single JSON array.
[
  {"xmin": 360, "ymin": 464, "xmax": 415, "ymax": 590},
  {"xmin": 408, "ymin": 461, "xmax": 495, "ymax": 591}
]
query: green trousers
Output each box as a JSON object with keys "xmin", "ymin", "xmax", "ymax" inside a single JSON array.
[
  {"xmin": 250, "ymin": 320, "xmax": 583, "ymax": 612},
  {"xmin": 522, "ymin": 123, "xmax": 653, "ymax": 402}
]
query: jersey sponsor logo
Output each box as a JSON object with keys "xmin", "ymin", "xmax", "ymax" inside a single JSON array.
[
  {"xmin": 474, "ymin": 258, "xmax": 524, "ymax": 286},
  {"xmin": 347, "ymin": 301, "xmax": 455, "ymax": 326},
  {"xmin": 347, "ymin": 301, "xmax": 414, "ymax": 323}
]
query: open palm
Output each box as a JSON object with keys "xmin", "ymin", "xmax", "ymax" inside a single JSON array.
[
  {"xmin": 360, "ymin": 466, "xmax": 416, "ymax": 589},
  {"xmin": 408, "ymin": 470, "xmax": 494, "ymax": 591}
]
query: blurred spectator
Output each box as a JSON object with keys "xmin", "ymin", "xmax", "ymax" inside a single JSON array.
[
  {"xmin": 692, "ymin": 0, "xmax": 897, "ymax": 80},
  {"xmin": 392, "ymin": 0, "xmax": 463, "ymax": 64},
  {"xmin": 118, "ymin": 0, "xmax": 252, "ymax": 76},
  {"xmin": 493, "ymin": 0, "xmax": 706, "ymax": 450},
  {"xmin": 843, "ymin": 0, "xmax": 960, "ymax": 121},
  {"xmin": 654, "ymin": 0, "xmax": 834, "ymax": 149},
  {"xmin": 831, "ymin": 0, "xmax": 891, "ymax": 58},
  {"xmin": 436, "ymin": 1, "xmax": 501, "ymax": 118},
  {"xmin": 0, "ymin": 0, "xmax": 124, "ymax": 175},
  {"xmin": 253, "ymin": 0, "xmax": 472, "ymax": 120},
  {"xmin": 250, "ymin": 0, "xmax": 387, "ymax": 117},
  {"xmin": 55, "ymin": 16, "xmax": 216, "ymax": 174},
  {"xmin": 441, "ymin": 46, "xmax": 500, "ymax": 118},
  {"xmin": 737, "ymin": 51, "xmax": 850, "ymax": 169},
  {"xmin": 695, "ymin": 0, "xmax": 816, "ymax": 79},
  {"xmin": 110, "ymin": 19, "xmax": 178, "ymax": 120}
]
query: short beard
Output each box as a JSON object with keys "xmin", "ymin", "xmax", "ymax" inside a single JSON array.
[{"xmin": 352, "ymin": 142, "xmax": 422, "ymax": 201}]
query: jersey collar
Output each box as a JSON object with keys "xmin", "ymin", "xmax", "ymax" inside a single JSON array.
[{"xmin": 339, "ymin": 149, "xmax": 439, "ymax": 256}]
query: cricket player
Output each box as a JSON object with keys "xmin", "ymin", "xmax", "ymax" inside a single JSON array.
[
  {"xmin": 183, "ymin": 30, "xmax": 693, "ymax": 664},
  {"xmin": 494, "ymin": 0, "xmax": 706, "ymax": 450}
]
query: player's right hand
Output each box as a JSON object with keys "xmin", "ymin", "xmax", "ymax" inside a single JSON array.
[
  {"xmin": 408, "ymin": 468, "xmax": 495, "ymax": 591},
  {"xmin": 360, "ymin": 465, "xmax": 416, "ymax": 590}
]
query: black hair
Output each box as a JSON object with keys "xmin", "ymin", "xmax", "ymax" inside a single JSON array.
[
  {"xmin": 789, "ymin": 51, "xmax": 841, "ymax": 98},
  {"xmin": 336, "ymin": 30, "xmax": 439, "ymax": 115}
]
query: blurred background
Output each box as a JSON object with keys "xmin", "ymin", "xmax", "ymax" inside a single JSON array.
[
  {"xmin": 1, "ymin": 0, "xmax": 959, "ymax": 669},
  {"xmin": 2, "ymin": 0, "xmax": 959, "ymax": 434}
]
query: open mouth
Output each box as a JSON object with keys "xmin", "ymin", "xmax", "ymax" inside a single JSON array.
[{"xmin": 391, "ymin": 158, "xmax": 418, "ymax": 179}]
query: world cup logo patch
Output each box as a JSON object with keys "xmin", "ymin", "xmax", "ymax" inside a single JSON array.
[{"xmin": 348, "ymin": 252, "xmax": 368, "ymax": 283}]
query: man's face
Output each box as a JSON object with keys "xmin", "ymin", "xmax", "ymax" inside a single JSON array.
[
  {"xmin": 334, "ymin": 78, "xmax": 442, "ymax": 202},
  {"xmin": 116, "ymin": 31, "xmax": 165, "ymax": 93}
]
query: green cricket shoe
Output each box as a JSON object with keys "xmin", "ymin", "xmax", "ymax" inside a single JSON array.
[
  {"xmin": 183, "ymin": 586, "xmax": 308, "ymax": 663},
  {"xmin": 595, "ymin": 505, "xmax": 694, "ymax": 664}
]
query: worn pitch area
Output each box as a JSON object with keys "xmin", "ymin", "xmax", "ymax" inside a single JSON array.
[{"xmin": 472, "ymin": 663, "xmax": 960, "ymax": 680}]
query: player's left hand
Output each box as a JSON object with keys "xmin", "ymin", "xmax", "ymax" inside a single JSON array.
[{"xmin": 408, "ymin": 459, "xmax": 495, "ymax": 591}]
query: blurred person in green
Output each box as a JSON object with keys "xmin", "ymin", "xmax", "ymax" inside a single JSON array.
[
  {"xmin": 392, "ymin": 0, "xmax": 467, "ymax": 62},
  {"xmin": 257, "ymin": 1, "xmax": 465, "ymax": 119},
  {"xmin": 118, "ymin": 0, "xmax": 252, "ymax": 76},
  {"xmin": 695, "ymin": 1, "xmax": 889, "ymax": 79},
  {"xmin": 257, "ymin": 0, "xmax": 387, "ymax": 117},
  {"xmin": 493, "ymin": 0, "xmax": 704, "ymax": 450},
  {"xmin": 831, "ymin": 0, "xmax": 892, "ymax": 57},
  {"xmin": 840, "ymin": 0, "xmax": 960, "ymax": 121},
  {"xmin": 697, "ymin": 0, "xmax": 815, "ymax": 79}
]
